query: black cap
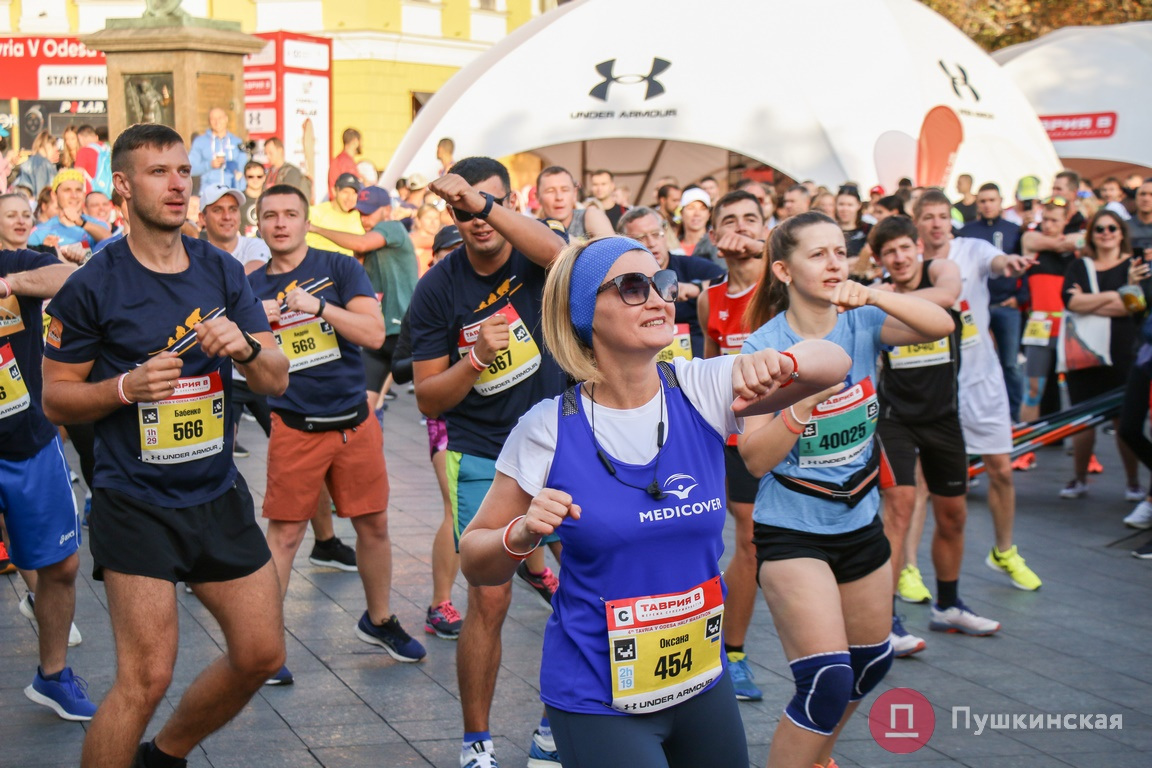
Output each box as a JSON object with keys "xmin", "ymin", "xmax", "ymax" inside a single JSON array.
[
  {"xmin": 432, "ymin": 225, "xmax": 463, "ymax": 253},
  {"xmin": 334, "ymin": 173, "xmax": 362, "ymax": 191}
]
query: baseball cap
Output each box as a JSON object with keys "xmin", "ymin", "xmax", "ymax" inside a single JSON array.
[
  {"xmin": 200, "ymin": 183, "xmax": 246, "ymax": 208},
  {"xmin": 1015, "ymin": 175, "xmax": 1040, "ymax": 201},
  {"xmin": 680, "ymin": 187, "xmax": 712, "ymax": 210},
  {"xmin": 407, "ymin": 173, "xmax": 429, "ymax": 191},
  {"xmin": 355, "ymin": 186, "xmax": 392, "ymax": 214},
  {"xmin": 432, "ymin": 225, "xmax": 463, "ymax": 253},
  {"xmin": 869, "ymin": 185, "xmax": 885, "ymax": 197},
  {"xmin": 334, "ymin": 173, "xmax": 362, "ymax": 191}
]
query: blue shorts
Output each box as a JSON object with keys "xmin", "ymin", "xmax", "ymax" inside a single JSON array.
[
  {"xmin": 0, "ymin": 435, "xmax": 80, "ymax": 570},
  {"xmin": 446, "ymin": 450, "xmax": 559, "ymax": 551}
]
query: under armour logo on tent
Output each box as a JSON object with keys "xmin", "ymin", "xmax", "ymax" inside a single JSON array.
[
  {"xmin": 938, "ymin": 61, "xmax": 979, "ymax": 102},
  {"xmin": 589, "ymin": 58, "xmax": 671, "ymax": 101}
]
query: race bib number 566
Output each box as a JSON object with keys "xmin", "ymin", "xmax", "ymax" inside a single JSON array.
[{"xmin": 138, "ymin": 371, "xmax": 225, "ymax": 464}]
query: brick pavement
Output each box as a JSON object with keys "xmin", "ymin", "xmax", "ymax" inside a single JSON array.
[{"xmin": 4, "ymin": 391, "xmax": 1152, "ymax": 767}]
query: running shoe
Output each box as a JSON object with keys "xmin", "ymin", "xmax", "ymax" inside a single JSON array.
[
  {"xmin": 515, "ymin": 561, "xmax": 558, "ymax": 610},
  {"xmin": 1088, "ymin": 455, "xmax": 1104, "ymax": 474},
  {"xmin": 986, "ymin": 545, "xmax": 1042, "ymax": 590},
  {"xmin": 265, "ymin": 664, "xmax": 294, "ymax": 686},
  {"xmin": 383, "ymin": 390, "xmax": 398, "ymax": 401},
  {"xmin": 896, "ymin": 565, "xmax": 932, "ymax": 604},
  {"xmin": 1011, "ymin": 452, "xmax": 1037, "ymax": 471},
  {"xmin": 0, "ymin": 541, "xmax": 14, "ymax": 575},
  {"xmin": 727, "ymin": 653, "xmax": 763, "ymax": 701},
  {"xmin": 308, "ymin": 536, "xmax": 358, "ymax": 572},
  {"xmin": 233, "ymin": 443, "xmax": 251, "ymax": 458},
  {"xmin": 425, "ymin": 601, "xmax": 463, "ymax": 640},
  {"xmin": 890, "ymin": 615, "xmax": 926, "ymax": 658},
  {"xmin": 81, "ymin": 496, "xmax": 91, "ymax": 528},
  {"xmin": 1132, "ymin": 540, "xmax": 1152, "ymax": 559},
  {"xmin": 461, "ymin": 740, "xmax": 497, "ymax": 768},
  {"xmin": 24, "ymin": 666, "xmax": 97, "ymax": 720},
  {"xmin": 1059, "ymin": 479, "xmax": 1088, "ymax": 499},
  {"xmin": 1126, "ymin": 486, "xmax": 1146, "ymax": 503},
  {"xmin": 20, "ymin": 593, "xmax": 82, "ymax": 647},
  {"xmin": 241, "ymin": 412, "xmax": 257, "ymax": 422},
  {"xmin": 928, "ymin": 600, "xmax": 1001, "ymax": 636},
  {"xmin": 526, "ymin": 729, "xmax": 560, "ymax": 768},
  {"xmin": 356, "ymin": 612, "xmax": 427, "ymax": 662},
  {"xmin": 1124, "ymin": 500, "xmax": 1152, "ymax": 530}
]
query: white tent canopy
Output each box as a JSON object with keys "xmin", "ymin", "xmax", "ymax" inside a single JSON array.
[
  {"xmin": 994, "ymin": 22, "xmax": 1152, "ymax": 179},
  {"xmin": 384, "ymin": 0, "xmax": 1060, "ymax": 204}
]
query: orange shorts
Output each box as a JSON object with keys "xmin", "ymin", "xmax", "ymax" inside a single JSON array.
[{"xmin": 263, "ymin": 412, "xmax": 389, "ymax": 522}]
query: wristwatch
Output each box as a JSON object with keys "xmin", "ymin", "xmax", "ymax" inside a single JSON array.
[
  {"xmin": 234, "ymin": 331, "xmax": 262, "ymax": 364},
  {"xmin": 475, "ymin": 191, "xmax": 497, "ymax": 220}
]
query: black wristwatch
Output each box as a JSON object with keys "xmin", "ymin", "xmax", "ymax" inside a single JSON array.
[
  {"xmin": 234, "ymin": 331, "xmax": 262, "ymax": 365},
  {"xmin": 475, "ymin": 191, "xmax": 497, "ymax": 220}
]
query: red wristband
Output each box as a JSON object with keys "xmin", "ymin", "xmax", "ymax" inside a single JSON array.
[
  {"xmin": 779, "ymin": 350, "xmax": 799, "ymax": 388},
  {"xmin": 0, "ymin": 277, "xmax": 11, "ymax": 299},
  {"xmin": 468, "ymin": 347, "xmax": 489, "ymax": 372},
  {"xmin": 779, "ymin": 408, "xmax": 803, "ymax": 435},
  {"xmin": 502, "ymin": 515, "xmax": 540, "ymax": 560}
]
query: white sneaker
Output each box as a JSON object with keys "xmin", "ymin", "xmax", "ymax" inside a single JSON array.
[
  {"xmin": 929, "ymin": 600, "xmax": 1000, "ymax": 636},
  {"xmin": 461, "ymin": 740, "xmax": 497, "ymax": 768},
  {"xmin": 1126, "ymin": 486, "xmax": 1147, "ymax": 503},
  {"xmin": 1124, "ymin": 500, "xmax": 1152, "ymax": 530},
  {"xmin": 19, "ymin": 593, "xmax": 82, "ymax": 647},
  {"xmin": 890, "ymin": 615, "xmax": 926, "ymax": 658},
  {"xmin": 1059, "ymin": 479, "xmax": 1088, "ymax": 499}
]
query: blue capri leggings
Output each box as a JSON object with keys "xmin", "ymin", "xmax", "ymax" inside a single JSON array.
[{"xmin": 545, "ymin": 671, "xmax": 749, "ymax": 768}]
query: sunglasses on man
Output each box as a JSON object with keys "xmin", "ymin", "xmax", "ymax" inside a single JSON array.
[{"xmin": 596, "ymin": 270, "xmax": 679, "ymax": 305}]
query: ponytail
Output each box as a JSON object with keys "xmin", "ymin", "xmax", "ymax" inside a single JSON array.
[{"xmin": 744, "ymin": 211, "xmax": 835, "ymax": 331}]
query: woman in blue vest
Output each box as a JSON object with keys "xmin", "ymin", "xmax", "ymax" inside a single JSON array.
[
  {"xmin": 460, "ymin": 236, "xmax": 802, "ymax": 767},
  {"xmin": 739, "ymin": 211, "xmax": 953, "ymax": 768}
]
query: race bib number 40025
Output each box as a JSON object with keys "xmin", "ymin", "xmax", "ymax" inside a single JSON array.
[
  {"xmin": 138, "ymin": 371, "xmax": 225, "ymax": 464},
  {"xmin": 604, "ymin": 576, "xmax": 724, "ymax": 714},
  {"xmin": 797, "ymin": 376, "xmax": 878, "ymax": 468}
]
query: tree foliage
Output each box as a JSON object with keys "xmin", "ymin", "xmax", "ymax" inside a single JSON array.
[{"xmin": 921, "ymin": 0, "xmax": 1152, "ymax": 50}]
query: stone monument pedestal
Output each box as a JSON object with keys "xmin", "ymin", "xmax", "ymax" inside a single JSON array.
[{"xmin": 82, "ymin": 19, "xmax": 266, "ymax": 145}]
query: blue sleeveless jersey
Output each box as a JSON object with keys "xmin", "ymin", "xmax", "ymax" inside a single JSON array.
[{"xmin": 539, "ymin": 364, "xmax": 728, "ymax": 715}]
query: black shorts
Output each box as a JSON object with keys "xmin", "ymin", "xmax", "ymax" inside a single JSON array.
[
  {"xmin": 89, "ymin": 473, "xmax": 270, "ymax": 583},
  {"xmin": 363, "ymin": 335, "xmax": 398, "ymax": 392},
  {"xmin": 753, "ymin": 514, "xmax": 890, "ymax": 584},
  {"xmin": 724, "ymin": 445, "xmax": 759, "ymax": 504},
  {"xmin": 876, "ymin": 416, "xmax": 968, "ymax": 497},
  {"xmin": 1066, "ymin": 363, "xmax": 1129, "ymax": 405}
]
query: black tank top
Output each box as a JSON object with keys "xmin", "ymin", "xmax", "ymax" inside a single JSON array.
[{"xmin": 878, "ymin": 265, "xmax": 962, "ymax": 423}]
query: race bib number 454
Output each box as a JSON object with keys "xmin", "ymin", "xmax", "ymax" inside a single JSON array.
[
  {"xmin": 605, "ymin": 576, "xmax": 724, "ymax": 714},
  {"xmin": 138, "ymin": 371, "xmax": 225, "ymax": 464}
]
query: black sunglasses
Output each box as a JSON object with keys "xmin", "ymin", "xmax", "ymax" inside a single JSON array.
[
  {"xmin": 1094, "ymin": 224, "xmax": 1120, "ymax": 234},
  {"xmin": 454, "ymin": 195, "xmax": 508, "ymax": 222},
  {"xmin": 596, "ymin": 270, "xmax": 678, "ymax": 305}
]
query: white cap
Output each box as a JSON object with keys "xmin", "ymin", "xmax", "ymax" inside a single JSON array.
[
  {"xmin": 200, "ymin": 183, "xmax": 246, "ymax": 208},
  {"xmin": 679, "ymin": 187, "xmax": 712, "ymax": 210}
]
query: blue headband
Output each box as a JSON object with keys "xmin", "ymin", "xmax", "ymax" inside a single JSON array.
[{"xmin": 569, "ymin": 236, "xmax": 649, "ymax": 346}]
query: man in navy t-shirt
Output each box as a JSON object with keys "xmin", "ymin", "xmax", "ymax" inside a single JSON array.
[
  {"xmin": 249, "ymin": 184, "xmax": 426, "ymax": 677},
  {"xmin": 0, "ymin": 250, "xmax": 93, "ymax": 721},
  {"xmin": 41, "ymin": 124, "xmax": 290, "ymax": 768},
  {"xmin": 408, "ymin": 157, "xmax": 568, "ymax": 768}
]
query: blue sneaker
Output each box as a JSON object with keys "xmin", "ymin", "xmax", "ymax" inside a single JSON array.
[
  {"xmin": 24, "ymin": 666, "xmax": 98, "ymax": 721},
  {"xmin": 264, "ymin": 664, "xmax": 293, "ymax": 686},
  {"xmin": 727, "ymin": 653, "xmax": 763, "ymax": 701},
  {"xmin": 526, "ymin": 729, "xmax": 561, "ymax": 768},
  {"xmin": 81, "ymin": 496, "xmax": 91, "ymax": 528},
  {"xmin": 355, "ymin": 612, "xmax": 426, "ymax": 662}
]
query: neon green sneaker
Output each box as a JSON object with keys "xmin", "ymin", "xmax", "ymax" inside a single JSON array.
[
  {"xmin": 896, "ymin": 565, "xmax": 933, "ymax": 604},
  {"xmin": 985, "ymin": 545, "xmax": 1042, "ymax": 591}
]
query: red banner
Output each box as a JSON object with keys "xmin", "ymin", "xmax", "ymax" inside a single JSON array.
[{"xmin": 1041, "ymin": 112, "xmax": 1117, "ymax": 141}]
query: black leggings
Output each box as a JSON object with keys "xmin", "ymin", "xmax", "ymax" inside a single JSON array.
[
  {"xmin": 545, "ymin": 672, "xmax": 749, "ymax": 768},
  {"xmin": 1119, "ymin": 364, "xmax": 1152, "ymax": 495}
]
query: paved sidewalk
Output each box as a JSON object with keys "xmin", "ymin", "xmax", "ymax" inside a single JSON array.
[{"xmin": 4, "ymin": 392, "xmax": 1152, "ymax": 766}]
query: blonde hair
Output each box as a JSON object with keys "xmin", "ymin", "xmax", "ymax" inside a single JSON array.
[{"xmin": 542, "ymin": 239, "xmax": 603, "ymax": 384}]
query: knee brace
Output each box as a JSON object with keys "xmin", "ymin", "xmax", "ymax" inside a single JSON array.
[
  {"xmin": 784, "ymin": 652, "xmax": 853, "ymax": 735},
  {"xmin": 849, "ymin": 640, "xmax": 893, "ymax": 702},
  {"xmin": 1023, "ymin": 377, "xmax": 1046, "ymax": 407}
]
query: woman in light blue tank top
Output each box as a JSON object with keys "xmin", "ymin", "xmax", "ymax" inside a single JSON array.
[
  {"xmin": 738, "ymin": 212, "xmax": 954, "ymax": 768},
  {"xmin": 457, "ymin": 236, "xmax": 813, "ymax": 768}
]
